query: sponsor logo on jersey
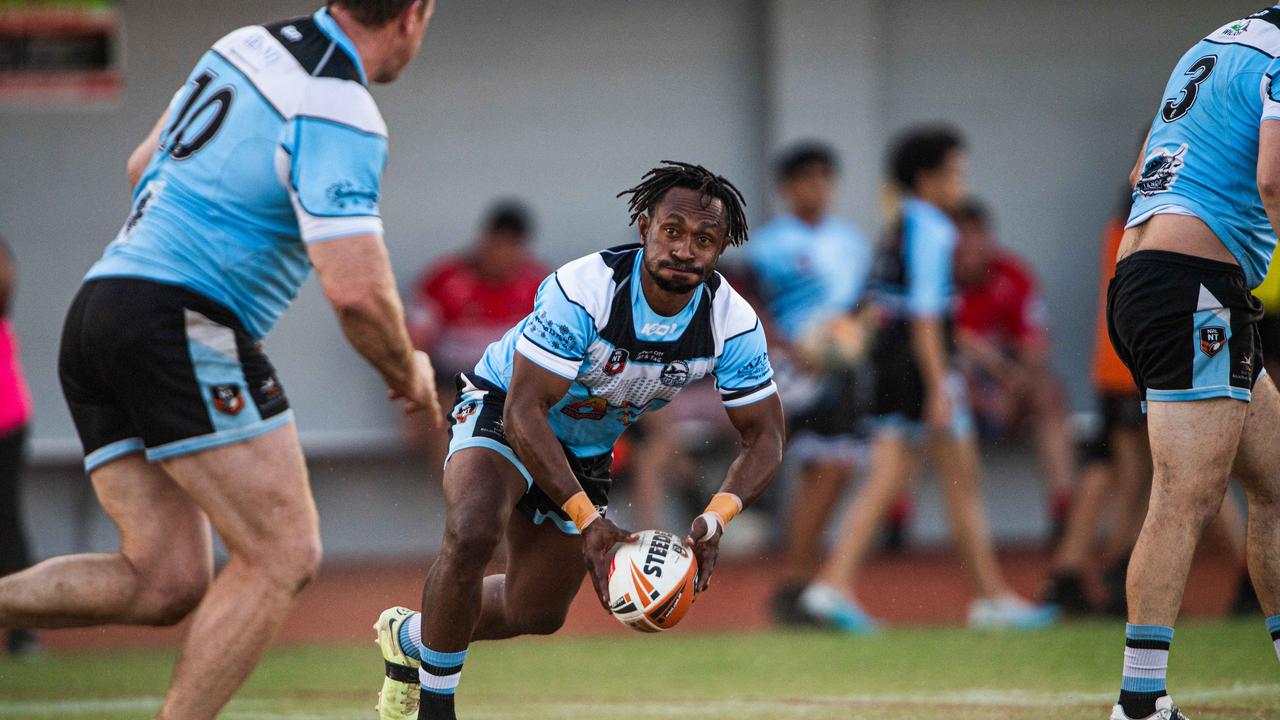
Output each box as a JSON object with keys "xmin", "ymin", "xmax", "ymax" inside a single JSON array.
[
  {"xmin": 1222, "ymin": 20, "xmax": 1251, "ymax": 37},
  {"xmin": 1136, "ymin": 145, "xmax": 1186, "ymax": 197},
  {"xmin": 734, "ymin": 352, "xmax": 770, "ymax": 382},
  {"xmin": 635, "ymin": 349, "xmax": 665, "ymax": 363},
  {"xmin": 660, "ymin": 360, "xmax": 690, "ymax": 388},
  {"xmin": 641, "ymin": 321, "xmax": 678, "ymax": 337},
  {"xmin": 210, "ymin": 384, "xmax": 244, "ymax": 415},
  {"xmin": 562, "ymin": 396, "xmax": 608, "ymax": 421},
  {"xmin": 280, "ymin": 25, "xmax": 304, "ymax": 42},
  {"xmin": 1200, "ymin": 326, "xmax": 1226, "ymax": 357},
  {"xmin": 325, "ymin": 181, "xmax": 379, "ymax": 212},
  {"xmin": 604, "ymin": 348, "xmax": 629, "ymax": 375}
]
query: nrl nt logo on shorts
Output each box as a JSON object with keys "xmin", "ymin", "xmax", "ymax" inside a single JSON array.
[{"xmin": 1200, "ymin": 326, "xmax": 1226, "ymax": 357}]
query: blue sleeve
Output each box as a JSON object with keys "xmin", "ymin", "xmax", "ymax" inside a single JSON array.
[
  {"xmin": 905, "ymin": 215, "xmax": 955, "ymax": 317},
  {"xmin": 818, "ymin": 228, "xmax": 872, "ymax": 312},
  {"xmin": 284, "ymin": 117, "xmax": 387, "ymax": 242},
  {"xmin": 1263, "ymin": 65, "xmax": 1280, "ymax": 120},
  {"xmin": 515, "ymin": 275, "xmax": 596, "ymax": 380},
  {"xmin": 714, "ymin": 322, "xmax": 778, "ymax": 407}
]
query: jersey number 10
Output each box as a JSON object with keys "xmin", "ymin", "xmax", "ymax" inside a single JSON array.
[{"xmin": 163, "ymin": 70, "xmax": 235, "ymax": 160}]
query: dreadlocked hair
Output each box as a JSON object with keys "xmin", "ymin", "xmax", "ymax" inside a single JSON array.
[{"xmin": 616, "ymin": 161, "xmax": 750, "ymax": 246}]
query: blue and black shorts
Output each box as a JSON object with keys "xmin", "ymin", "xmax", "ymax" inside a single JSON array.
[
  {"xmin": 1107, "ymin": 250, "xmax": 1264, "ymax": 407},
  {"xmin": 446, "ymin": 373, "xmax": 611, "ymax": 536},
  {"xmin": 59, "ymin": 279, "xmax": 293, "ymax": 472}
]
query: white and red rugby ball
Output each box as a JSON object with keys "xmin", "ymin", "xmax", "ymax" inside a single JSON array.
[{"xmin": 607, "ymin": 530, "xmax": 698, "ymax": 633}]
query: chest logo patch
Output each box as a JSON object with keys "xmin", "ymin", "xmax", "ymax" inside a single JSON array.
[
  {"xmin": 660, "ymin": 360, "xmax": 691, "ymax": 388},
  {"xmin": 604, "ymin": 348, "xmax": 629, "ymax": 376}
]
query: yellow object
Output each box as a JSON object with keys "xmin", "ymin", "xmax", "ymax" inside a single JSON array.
[
  {"xmin": 562, "ymin": 491, "xmax": 600, "ymax": 531},
  {"xmin": 373, "ymin": 606, "xmax": 420, "ymax": 720},
  {"xmin": 1254, "ymin": 257, "xmax": 1280, "ymax": 313}
]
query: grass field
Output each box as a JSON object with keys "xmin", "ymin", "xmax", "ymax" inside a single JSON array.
[{"xmin": 0, "ymin": 619, "xmax": 1276, "ymax": 719}]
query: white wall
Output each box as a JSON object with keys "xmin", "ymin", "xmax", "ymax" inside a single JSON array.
[{"xmin": 4, "ymin": 0, "xmax": 1267, "ymax": 557}]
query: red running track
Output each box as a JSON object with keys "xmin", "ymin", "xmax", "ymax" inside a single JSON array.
[{"xmin": 36, "ymin": 548, "xmax": 1243, "ymax": 651}]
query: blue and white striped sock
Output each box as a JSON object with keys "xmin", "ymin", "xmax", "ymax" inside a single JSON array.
[
  {"xmin": 420, "ymin": 645, "xmax": 468, "ymax": 698},
  {"xmin": 397, "ymin": 612, "xmax": 422, "ymax": 662},
  {"xmin": 1268, "ymin": 615, "xmax": 1280, "ymax": 664},
  {"xmin": 1118, "ymin": 624, "xmax": 1173, "ymax": 718}
]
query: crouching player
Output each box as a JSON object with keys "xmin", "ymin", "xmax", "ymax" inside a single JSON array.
[{"xmin": 374, "ymin": 162, "xmax": 786, "ymax": 720}]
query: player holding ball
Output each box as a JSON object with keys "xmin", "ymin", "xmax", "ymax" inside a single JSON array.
[{"xmin": 373, "ymin": 162, "xmax": 786, "ymax": 720}]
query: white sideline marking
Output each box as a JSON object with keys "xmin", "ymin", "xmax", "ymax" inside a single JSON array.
[{"xmin": 0, "ymin": 685, "xmax": 1276, "ymax": 718}]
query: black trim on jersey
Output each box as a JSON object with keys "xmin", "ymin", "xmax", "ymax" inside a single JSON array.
[
  {"xmin": 1249, "ymin": 6, "xmax": 1280, "ymax": 33},
  {"xmin": 209, "ymin": 49, "xmax": 285, "ymax": 119},
  {"xmin": 263, "ymin": 16, "xmax": 362, "ymax": 83},
  {"xmin": 596, "ymin": 247, "xmax": 717, "ymax": 363},
  {"xmin": 1201, "ymin": 37, "xmax": 1279, "ymax": 59},
  {"xmin": 553, "ymin": 274, "xmax": 597, "ymax": 324},
  {"xmin": 720, "ymin": 378, "xmax": 774, "ymax": 402},
  {"xmin": 722, "ymin": 318, "xmax": 760, "ymax": 344}
]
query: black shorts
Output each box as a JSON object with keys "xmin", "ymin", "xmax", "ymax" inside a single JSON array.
[
  {"xmin": 1107, "ymin": 251, "xmax": 1264, "ymax": 405},
  {"xmin": 59, "ymin": 279, "xmax": 292, "ymax": 472},
  {"xmin": 1080, "ymin": 392, "xmax": 1146, "ymax": 463},
  {"xmin": 1258, "ymin": 313, "xmax": 1280, "ymax": 364},
  {"xmin": 446, "ymin": 373, "xmax": 611, "ymax": 536},
  {"xmin": 867, "ymin": 324, "xmax": 973, "ymax": 439}
]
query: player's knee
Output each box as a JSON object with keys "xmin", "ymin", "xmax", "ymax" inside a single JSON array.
[
  {"xmin": 442, "ymin": 516, "xmax": 503, "ymax": 570},
  {"xmin": 248, "ymin": 531, "xmax": 323, "ymax": 594},
  {"xmin": 137, "ymin": 564, "xmax": 212, "ymax": 626}
]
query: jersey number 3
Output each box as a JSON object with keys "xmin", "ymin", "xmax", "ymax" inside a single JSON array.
[
  {"xmin": 1161, "ymin": 55, "xmax": 1216, "ymax": 123},
  {"xmin": 163, "ymin": 70, "xmax": 235, "ymax": 160}
]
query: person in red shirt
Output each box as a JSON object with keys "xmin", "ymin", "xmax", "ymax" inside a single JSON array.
[
  {"xmin": 952, "ymin": 200, "xmax": 1076, "ymax": 540},
  {"xmin": 404, "ymin": 202, "xmax": 548, "ymax": 454},
  {"xmin": 0, "ymin": 238, "xmax": 36, "ymax": 656}
]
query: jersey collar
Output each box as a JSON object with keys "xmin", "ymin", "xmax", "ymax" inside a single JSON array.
[{"xmin": 313, "ymin": 7, "xmax": 368, "ymax": 85}]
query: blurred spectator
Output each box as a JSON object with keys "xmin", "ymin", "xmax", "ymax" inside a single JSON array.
[
  {"xmin": 800, "ymin": 126, "xmax": 1055, "ymax": 633},
  {"xmin": 0, "ymin": 238, "xmax": 37, "ymax": 656},
  {"xmin": 951, "ymin": 200, "xmax": 1075, "ymax": 540},
  {"xmin": 740, "ymin": 142, "xmax": 874, "ymax": 626},
  {"xmin": 404, "ymin": 201, "xmax": 548, "ymax": 454}
]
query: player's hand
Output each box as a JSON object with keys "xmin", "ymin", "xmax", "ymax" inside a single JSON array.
[
  {"xmin": 684, "ymin": 515, "xmax": 722, "ymax": 594},
  {"xmin": 580, "ymin": 517, "xmax": 638, "ymax": 611},
  {"xmin": 389, "ymin": 351, "xmax": 445, "ymax": 428},
  {"xmin": 924, "ymin": 388, "xmax": 952, "ymax": 434}
]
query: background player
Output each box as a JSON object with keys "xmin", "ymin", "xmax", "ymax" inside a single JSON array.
[
  {"xmin": 799, "ymin": 127, "xmax": 1056, "ymax": 632},
  {"xmin": 372, "ymin": 162, "xmax": 786, "ymax": 720},
  {"xmin": 741, "ymin": 142, "xmax": 875, "ymax": 627},
  {"xmin": 0, "ymin": 3, "xmax": 441, "ymax": 718},
  {"xmin": 1107, "ymin": 8, "xmax": 1280, "ymax": 719}
]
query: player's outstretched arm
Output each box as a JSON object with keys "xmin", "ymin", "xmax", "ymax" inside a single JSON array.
[
  {"xmin": 685, "ymin": 393, "xmax": 785, "ymax": 592},
  {"xmin": 505, "ymin": 353, "xmax": 637, "ymax": 609},
  {"xmin": 127, "ymin": 110, "xmax": 169, "ymax": 191},
  {"xmin": 308, "ymin": 234, "xmax": 444, "ymax": 426},
  {"xmin": 1258, "ymin": 121, "xmax": 1280, "ymax": 233}
]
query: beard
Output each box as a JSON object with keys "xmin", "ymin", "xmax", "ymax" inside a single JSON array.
[{"xmin": 646, "ymin": 259, "xmax": 706, "ymax": 294}]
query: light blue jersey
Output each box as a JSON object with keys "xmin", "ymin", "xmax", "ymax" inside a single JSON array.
[
  {"xmin": 871, "ymin": 197, "xmax": 957, "ymax": 320},
  {"xmin": 472, "ymin": 245, "xmax": 777, "ymax": 458},
  {"xmin": 743, "ymin": 215, "xmax": 871, "ymax": 340},
  {"xmin": 1129, "ymin": 7, "xmax": 1280, "ymax": 288},
  {"xmin": 87, "ymin": 8, "xmax": 387, "ymax": 338}
]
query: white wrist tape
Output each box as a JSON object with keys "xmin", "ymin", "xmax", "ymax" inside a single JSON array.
[{"xmin": 697, "ymin": 511, "xmax": 722, "ymax": 542}]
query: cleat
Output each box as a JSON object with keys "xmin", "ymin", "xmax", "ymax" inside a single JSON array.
[
  {"xmin": 798, "ymin": 583, "xmax": 881, "ymax": 635},
  {"xmin": 373, "ymin": 607, "xmax": 420, "ymax": 720},
  {"xmin": 1110, "ymin": 696, "xmax": 1189, "ymax": 719},
  {"xmin": 967, "ymin": 595, "xmax": 1058, "ymax": 630}
]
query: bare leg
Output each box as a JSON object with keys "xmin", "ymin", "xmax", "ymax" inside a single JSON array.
[
  {"xmin": 1052, "ymin": 459, "xmax": 1112, "ymax": 572},
  {"xmin": 1029, "ymin": 378, "xmax": 1077, "ymax": 497},
  {"xmin": 1228, "ymin": 377, "xmax": 1280, "ymax": 616},
  {"xmin": 471, "ymin": 511, "xmax": 587, "ymax": 641},
  {"xmin": 156, "ymin": 423, "xmax": 322, "ymax": 720},
  {"xmin": 781, "ymin": 460, "xmax": 854, "ymax": 584},
  {"xmin": 0, "ymin": 454, "xmax": 212, "ymax": 628},
  {"xmin": 815, "ymin": 434, "xmax": 915, "ymax": 592},
  {"xmin": 1102, "ymin": 426, "xmax": 1152, "ymax": 567},
  {"xmin": 1128, "ymin": 398, "xmax": 1244, "ymax": 625},
  {"xmin": 420, "ymin": 448, "xmax": 526, "ymax": 654},
  {"xmin": 928, "ymin": 433, "xmax": 1009, "ymax": 599}
]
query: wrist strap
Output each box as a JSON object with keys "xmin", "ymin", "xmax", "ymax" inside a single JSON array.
[
  {"xmin": 562, "ymin": 491, "xmax": 600, "ymax": 532},
  {"xmin": 700, "ymin": 493, "xmax": 743, "ymax": 540}
]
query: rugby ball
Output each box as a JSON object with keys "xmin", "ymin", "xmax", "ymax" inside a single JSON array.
[{"xmin": 607, "ymin": 530, "xmax": 698, "ymax": 633}]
